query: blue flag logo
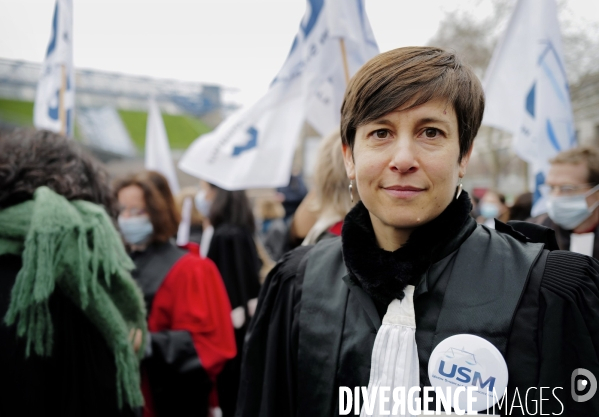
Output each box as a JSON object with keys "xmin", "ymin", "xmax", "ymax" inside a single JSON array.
[{"xmin": 232, "ymin": 126, "xmax": 258, "ymax": 156}]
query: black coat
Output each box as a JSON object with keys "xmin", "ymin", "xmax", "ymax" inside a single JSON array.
[
  {"xmin": 207, "ymin": 224, "xmax": 261, "ymax": 313},
  {"xmin": 0, "ymin": 254, "xmax": 135, "ymax": 417},
  {"xmin": 237, "ymin": 196, "xmax": 599, "ymax": 417},
  {"xmin": 207, "ymin": 224, "xmax": 261, "ymax": 417}
]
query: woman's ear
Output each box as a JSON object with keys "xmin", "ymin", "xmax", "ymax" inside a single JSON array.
[
  {"xmin": 458, "ymin": 145, "xmax": 474, "ymax": 178},
  {"xmin": 342, "ymin": 143, "xmax": 356, "ymax": 180}
]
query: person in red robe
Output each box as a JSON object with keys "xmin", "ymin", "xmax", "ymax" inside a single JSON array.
[{"xmin": 115, "ymin": 171, "xmax": 236, "ymax": 417}]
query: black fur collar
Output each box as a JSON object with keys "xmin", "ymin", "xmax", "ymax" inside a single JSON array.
[{"xmin": 341, "ymin": 191, "xmax": 474, "ymax": 305}]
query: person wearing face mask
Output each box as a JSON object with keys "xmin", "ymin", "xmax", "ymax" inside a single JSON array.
[
  {"xmin": 530, "ymin": 147, "xmax": 599, "ymax": 259},
  {"xmin": 194, "ymin": 185, "xmax": 214, "ymax": 257},
  {"xmin": 174, "ymin": 186, "xmax": 206, "ymax": 247},
  {"xmin": 476, "ymin": 190, "xmax": 509, "ymax": 228},
  {"xmin": 194, "ymin": 180, "xmax": 262, "ymax": 417},
  {"xmin": 114, "ymin": 171, "xmax": 236, "ymax": 417}
]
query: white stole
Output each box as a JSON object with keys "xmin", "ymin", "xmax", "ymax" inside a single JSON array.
[{"xmin": 361, "ymin": 285, "xmax": 419, "ymax": 416}]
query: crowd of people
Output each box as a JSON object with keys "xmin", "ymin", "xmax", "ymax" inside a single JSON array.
[
  {"xmin": 470, "ymin": 146, "xmax": 599, "ymax": 258},
  {"xmin": 1, "ymin": 46, "xmax": 599, "ymax": 417}
]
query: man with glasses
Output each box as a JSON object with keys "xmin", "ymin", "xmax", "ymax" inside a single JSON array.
[{"xmin": 532, "ymin": 146, "xmax": 599, "ymax": 258}]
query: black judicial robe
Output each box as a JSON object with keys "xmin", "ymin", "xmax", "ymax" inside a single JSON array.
[
  {"xmin": 206, "ymin": 224, "xmax": 262, "ymax": 417},
  {"xmin": 207, "ymin": 224, "xmax": 262, "ymax": 315},
  {"xmin": 132, "ymin": 241, "xmax": 236, "ymax": 417},
  {"xmin": 236, "ymin": 217, "xmax": 599, "ymax": 417}
]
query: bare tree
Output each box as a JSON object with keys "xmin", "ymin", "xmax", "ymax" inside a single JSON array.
[
  {"xmin": 429, "ymin": 0, "xmax": 599, "ymax": 82},
  {"xmin": 429, "ymin": 0, "xmax": 599, "ymax": 192},
  {"xmin": 561, "ymin": 23, "xmax": 599, "ymax": 83},
  {"xmin": 428, "ymin": 0, "xmax": 514, "ymax": 77}
]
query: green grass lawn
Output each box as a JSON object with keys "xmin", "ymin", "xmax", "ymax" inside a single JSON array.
[
  {"xmin": 0, "ymin": 98, "xmax": 211, "ymax": 150},
  {"xmin": 118, "ymin": 109, "xmax": 211, "ymax": 150},
  {"xmin": 0, "ymin": 98, "xmax": 35, "ymax": 127}
]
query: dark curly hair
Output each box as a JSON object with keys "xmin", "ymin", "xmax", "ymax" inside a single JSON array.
[{"xmin": 0, "ymin": 129, "xmax": 117, "ymax": 218}]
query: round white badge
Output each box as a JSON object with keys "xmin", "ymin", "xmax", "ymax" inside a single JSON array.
[{"xmin": 427, "ymin": 334, "xmax": 508, "ymax": 413}]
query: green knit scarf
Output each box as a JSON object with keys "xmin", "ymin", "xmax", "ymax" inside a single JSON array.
[{"xmin": 0, "ymin": 186, "xmax": 146, "ymax": 409}]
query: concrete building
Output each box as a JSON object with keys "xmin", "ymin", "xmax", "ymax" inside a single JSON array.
[
  {"xmin": 571, "ymin": 72, "xmax": 599, "ymax": 147},
  {"xmin": 0, "ymin": 57, "xmax": 224, "ymax": 118}
]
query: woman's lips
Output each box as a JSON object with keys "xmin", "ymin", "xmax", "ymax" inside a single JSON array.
[{"xmin": 383, "ymin": 185, "xmax": 425, "ymax": 198}]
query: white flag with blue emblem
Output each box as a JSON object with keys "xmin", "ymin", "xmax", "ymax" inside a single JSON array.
[
  {"xmin": 482, "ymin": 0, "xmax": 575, "ymax": 215},
  {"xmin": 179, "ymin": 0, "xmax": 379, "ymax": 190},
  {"xmin": 34, "ymin": 0, "xmax": 75, "ymax": 137}
]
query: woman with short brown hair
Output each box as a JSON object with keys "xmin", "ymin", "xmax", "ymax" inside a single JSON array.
[{"xmin": 237, "ymin": 47, "xmax": 599, "ymax": 416}]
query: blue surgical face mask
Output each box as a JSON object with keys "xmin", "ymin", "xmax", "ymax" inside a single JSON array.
[
  {"xmin": 480, "ymin": 203, "xmax": 500, "ymax": 219},
  {"xmin": 547, "ymin": 184, "xmax": 599, "ymax": 230},
  {"xmin": 118, "ymin": 215, "xmax": 154, "ymax": 245},
  {"xmin": 194, "ymin": 190, "xmax": 212, "ymax": 218}
]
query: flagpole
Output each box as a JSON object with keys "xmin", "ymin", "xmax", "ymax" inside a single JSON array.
[
  {"xmin": 339, "ymin": 38, "xmax": 350, "ymax": 85},
  {"xmin": 59, "ymin": 64, "xmax": 66, "ymax": 136},
  {"xmin": 522, "ymin": 160, "xmax": 529, "ymax": 192}
]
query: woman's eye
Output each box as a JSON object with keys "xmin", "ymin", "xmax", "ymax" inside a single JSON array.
[
  {"xmin": 373, "ymin": 129, "xmax": 389, "ymax": 139},
  {"xmin": 423, "ymin": 128, "xmax": 440, "ymax": 138}
]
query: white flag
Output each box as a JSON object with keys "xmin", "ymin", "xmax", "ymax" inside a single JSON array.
[
  {"xmin": 482, "ymin": 0, "xmax": 575, "ymax": 215},
  {"xmin": 176, "ymin": 197, "xmax": 193, "ymax": 247},
  {"xmin": 145, "ymin": 98, "xmax": 180, "ymax": 195},
  {"xmin": 34, "ymin": 0, "xmax": 75, "ymax": 137},
  {"xmin": 179, "ymin": 0, "xmax": 379, "ymax": 190}
]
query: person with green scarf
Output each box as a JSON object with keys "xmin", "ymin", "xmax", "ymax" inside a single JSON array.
[{"xmin": 0, "ymin": 129, "xmax": 147, "ymax": 417}]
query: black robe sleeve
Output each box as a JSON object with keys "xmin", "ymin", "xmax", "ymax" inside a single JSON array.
[
  {"xmin": 145, "ymin": 331, "xmax": 212, "ymax": 417},
  {"xmin": 236, "ymin": 246, "xmax": 312, "ymax": 417},
  {"xmin": 537, "ymin": 251, "xmax": 599, "ymax": 415},
  {"xmin": 507, "ymin": 250, "xmax": 599, "ymax": 416}
]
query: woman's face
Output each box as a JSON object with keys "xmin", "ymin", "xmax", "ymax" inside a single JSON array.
[
  {"xmin": 481, "ymin": 192, "xmax": 506, "ymax": 214},
  {"xmin": 342, "ymin": 98, "xmax": 472, "ymax": 249},
  {"xmin": 117, "ymin": 185, "xmax": 147, "ymax": 218},
  {"xmin": 199, "ymin": 180, "xmax": 217, "ymax": 202},
  {"xmin": 117, "ymin": 185, "xmax": 155, "ymax": 247}
]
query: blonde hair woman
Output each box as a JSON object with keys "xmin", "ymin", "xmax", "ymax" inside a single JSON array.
[{"xmin": 302, "ymin": 129, "xmax": 359, "ymax": 245}]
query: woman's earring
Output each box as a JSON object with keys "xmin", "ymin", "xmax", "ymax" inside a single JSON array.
[
  {"xmin": 349, "ymin": 180, "xmax": 354, "ymax": 203},
  {"xmin": 455, "ymin": 178, "xmax": 463, "ymax": 200}
]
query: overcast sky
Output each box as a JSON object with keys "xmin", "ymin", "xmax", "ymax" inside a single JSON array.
[{"xmin": 0, "ymin": 0, "xmax": 597, "ymax": 106}]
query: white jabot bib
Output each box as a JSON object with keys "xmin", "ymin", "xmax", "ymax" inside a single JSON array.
[
  {"xmin": 200, "ymin": 224, "xmax": 214, "ymax": 258},
  {"xmin": 360, "ymin": 285, "xmax": 419, "ymax": 416},
  {"xmin": 570, "ymin": 232, "xmax": 595, "ymax": 256}
]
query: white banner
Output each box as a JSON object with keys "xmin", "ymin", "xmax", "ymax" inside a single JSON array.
[
  {"xmin": 179, "ymin": 0, "xmax": 379, "ymax": 190},
  {"xmin": 482, "ymin": 0, "xmax": 575, "ymax": 215},
  {"xmin": 77, "ymin": 106, "xmax": 137, "ymax": 157},
  {"xmin": 33, "ymin": 0, "xmax": 75, "ymax": 137},
  {"xmin": 145, "ymin": 98, "xmax": 180, "ymax": 195},
  {"xmin": 176, "ymin": 197, "xmax": 193, "ymax": 247}
]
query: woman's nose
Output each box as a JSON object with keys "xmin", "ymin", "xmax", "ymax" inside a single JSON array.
[{"xmin": 389, "ymin": 138, "xmax": 418, "ymax": 174}]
